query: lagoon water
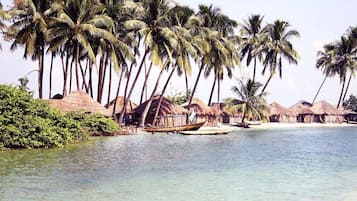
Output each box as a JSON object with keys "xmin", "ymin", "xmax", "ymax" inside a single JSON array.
[{"xmin": 1, "ymin": 127, "xmax": 357, "ymax": 201}]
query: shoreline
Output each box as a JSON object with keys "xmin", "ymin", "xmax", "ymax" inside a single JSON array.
[{"xmin": 238, "ymin": 122, "xmax": 357, "ymax": 130}]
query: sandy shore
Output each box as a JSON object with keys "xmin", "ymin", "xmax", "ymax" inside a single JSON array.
[{"xmin": 238, "ymin": 122, "xmax": 357, "ymax": 130}]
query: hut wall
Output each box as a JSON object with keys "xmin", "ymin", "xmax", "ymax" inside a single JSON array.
[
  {"xmin": 270, "ymin": 115, "xmax": 296, "ymax": 123},
  {"xmin": 345, "ymin": 114, "xmax": 357, "ymax": 122},
  {"xmin": 325, "ymin": 115, "xmax": 343, "ymax": 123}
]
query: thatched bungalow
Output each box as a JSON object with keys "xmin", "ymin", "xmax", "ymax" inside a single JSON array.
[
  {"xmin": 132, "ymin": 95, "xmax": 188, "ymax": 127},
  {"xmin": 49, "ymin": 91, "xmax": 111, "ymax": 116},
  {"xmin": 106, "ymin": 96, "xmax": 138, "ymax": 124},
  {"xmin": 182, "ymin": 98, "xmax": 219, "ymax": 126},
  {"xmin": 344, "ymin": 110, "xmax": 357, "ymax": 123},
  {"xmin": 269, "ymin": 102, "xmax": 296, "ymax": 123},
  {"xmin": 310, "ymin": 101, "xmax": 344, "ymax": 123},
  {"xmin": 290, "ymin": 101, "xmax": 314, "ymax": 123}
]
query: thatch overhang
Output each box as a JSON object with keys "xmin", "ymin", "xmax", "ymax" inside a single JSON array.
[
  {"xmin": 269, "ymin": 102, "xmax": 295, "ymax": 116},
  {"xmin": 290, "ymin": 103, "xmax": 314, "ymax": 115},
  {"xmin": 106, "ymin": 96, "xmax": 138, "ymax": 114},
  {"xmin": 311, "ymin": 101, "xmax": 343, "ymax": 115},
  {"xmin": 49, "ymin": 91, "xmax": 111, "ymax": 116},
  {"xmin": 182, "ymin": 98, "xmax": 216, "ymax": 116},
  {"xmin": 132, "ymin": 95, "xmax": 188, "ymax": 116}
]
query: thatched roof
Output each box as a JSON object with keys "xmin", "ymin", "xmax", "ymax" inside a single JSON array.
[
  {"xmin": 290, "ymin": 102, "xmax": 314, "ymax": 115},
  {"xmin": 182, "ymin": 98, "xmax": 216, "ymax": 116},
  {"xmin": 311, "ymin": 101, "xmax": 343, "ymax": 115},
  {"xmin": 49, "ymin": 91, "xmax": 111, "ymax": 116},
  {"xmin": 270, "ymin": 102, "xmax": 295, "ymax": 116},
  {"xmin": 132, "ymin": 95, "xmax": 187, "ymax": 116},
  {"xmin": 106, "ymin": 96, "xmax": 138, "ymax": 114}
]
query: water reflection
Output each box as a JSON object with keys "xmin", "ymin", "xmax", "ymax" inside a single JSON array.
[{"xmin": 1, "ymin": 127, "xmax": 357, "ymax": 201}]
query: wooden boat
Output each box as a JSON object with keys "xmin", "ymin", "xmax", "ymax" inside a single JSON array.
[
  {"xmin": 233, "ymin": 122, "xmax": 250, "ymax": 128},
  {"xmin": 145, "ymin": 121, "xmax": 206, "ymax": 133},
  {"xmin": 244, "ymin": 120, "xmax": 262, "ymax": 125},
  {"xmin": 179, "ymin": 127, "xmax": 232, "ymax": 135},
  {"xmin": 347, "ymin": 120, "xmax": 357, "ymax": 124}
]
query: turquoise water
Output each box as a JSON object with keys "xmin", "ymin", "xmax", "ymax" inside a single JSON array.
[{"xmin": 1, "ymin": 127, "xmax": 357, "ymax": 201}]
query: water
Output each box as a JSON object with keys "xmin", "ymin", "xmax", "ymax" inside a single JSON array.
[{"xmin": 1, "ymin": 127, "xmax": 357, "ymax": 201}]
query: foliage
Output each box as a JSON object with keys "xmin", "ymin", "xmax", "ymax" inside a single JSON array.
[
  {"xmin": 166, "ymin": 89, "xmax": 191, "ymax": 105},
  {"xmin": 227, "ymin": 79, "xmax": 270, "ymax": 123},
  {"xmin": 65, "ymin": 111, "xmax": 120, "ymax": 134},
  {"xmin": 343, "ymin": 94, "xmax": 357, "ymax": 112},
  {"xmin": 0, "ymin": 84, "xmax": 87, "ymax": 149}
]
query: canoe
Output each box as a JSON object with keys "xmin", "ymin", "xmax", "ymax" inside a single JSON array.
[
  {"xmin": 145, "ymin": 121, "xmax": 206, "ymax": 133},
  {"xmin": 179, "ymin": 127, "xmax": 232, "ymax": 135},
  {"xmin": 244, "ymin": 120, "xmax": 262, "ymax": 125}
]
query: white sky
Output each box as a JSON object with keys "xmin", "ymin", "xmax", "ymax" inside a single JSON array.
[{"xmin": 0, "ymin": 0, "xmax": 357, "ymax": 107}]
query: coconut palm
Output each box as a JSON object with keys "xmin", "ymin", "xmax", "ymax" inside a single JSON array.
[
  {"xmin": 240, "ymin": 14, "xmax": 266, "ymax": 82},
  {"xmin": 0, "ymin": 2, "xmax": 9, "ymax": 49},
  {"xmin": 229, "ymin": 79, "xmax": 270, "ymax": 123},
  {"xmin": 312, "ymin": 43, "xmax": 339, "ymax": 104},
  {"xmin": 46, "ymin": 0, "xmax": 119, "ymax": 95},
  {"xmin": 7, "ymin": 0, "xmax": 52, "ymax": 99},
  {"xmin": 120, "ymin": 0, "xmax": 177, "ymax": 126},
  {"xmin": 332, "ymin": 36, "xmax": 357, "ymax": 108},
  {"xmin": 261, "ymin": 20, "xmax": 300, "ymax": 93}
]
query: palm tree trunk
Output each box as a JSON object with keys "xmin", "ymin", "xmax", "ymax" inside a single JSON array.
[
  {"xmin": 252, "ymin": 57, "xmax": 257, "ymax": 83},
  {"xmin": 312, "ymin": 75, "xmax": 327, "ymax": 105},
  {"xmin": 185, "ymin": 69, "xmax": 189, "ymax": 96},
  {"xmin": 208, "ymin": 76, "xmax": 217, "ymax": 106},
  {"xmin": 49, "ymin": 53, "xmax": 54, "ymax": 99},
  {"xmin": 342, "ymin": 72, "xmax": 353, "ymax": 104},
  {"xmin": 62, "ymin": 51, "xmax": 70, "ymax": 96},
  {"xmin": 118, "ymin": 49, "xmax": 149, "ymax": 126},
  {"xmin": 69, "ymin": 58, "xmax": 73, "ymax": 93},
  {"xmin": 79, "ymin": 61, "xmax": 89, "ymax": 93},
  {"xmin": 38, "ymin": 44, "xmax": 44, "ymax": 99},
  {"xmin": 261, "ymin": 73, "xmax": 273, "ymax": 94},
  {"xmin": 112, "ymin": 68, "xmax": 125, "ymax": 119},
  {"xmin": 188, "ymin": 61, "xmax": 205, "ymax": 110},
  {"xmin": 97, "ymin": 55, "xmax": 105, "ymax": 103},
  {"xmin": 75, "ymin": 43, "xmax": 80, "ymax": 91},
  {"xmin": 153, "ymin": 66, "xmax": 177, "ymax": 125},
  {"xmin": 139, "ymin": 59, "xmax": 170, "ymax": 127},
  {"xmin": 107, "ymin": 61, "xmax": 112, "ymax": 106},
  {"xmin": 139, "ymin": 62, "xmax": 153, "ymax": 105},
  {"xmin": 217, "ymin": 77, "xmax": 221, "ymax": 108},
  {"xmin": 89, "ymin": 59, "xmax": 94, "ymax": 98},
  {"xmin": 241, "ymin": 103, "xmax": 248, "ymax": 123},
  {"xmin": 337, "ymin": 76, "xmax": 346, "ymax": 108}
]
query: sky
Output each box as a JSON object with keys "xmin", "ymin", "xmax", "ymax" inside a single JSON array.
[{"xmin": 0, "ymin": 0, "xmax": 357, "ymax": 107}]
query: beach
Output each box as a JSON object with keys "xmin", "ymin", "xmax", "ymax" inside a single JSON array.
[{"xmin": 239, "ymin": 122, "xmax": 357, "ymax": 130}]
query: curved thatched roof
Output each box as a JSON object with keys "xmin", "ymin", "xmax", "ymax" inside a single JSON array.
[
  {"xmin": 49, "ymin": 91, "xmax": 111, "ymax": 116},
  {"xmin": 182, "ymin": 98, "xmax": 216, "ymax": 116},
  {"xmin": 290, "ymin": 102, "xmax": 314, "ymax": 115},
  {"xmin": 311, "ymin": 101, "xmax": 343, "ymax": 115},
  {"xmin": 106, "ymin": 96, "xmax": 138, "ymax": 114},
  {"xmin": 132, "ymin": 95, "xmax": 187, "ymax": 116},
  {"xmin": 270, "ymin": 102, "xmax": 295, "ymax": 116}
]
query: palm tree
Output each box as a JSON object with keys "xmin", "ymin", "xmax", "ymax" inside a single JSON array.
[
  {"xmin": 7, "ymin": 0, "xmax": 51, "ymax": 99},
  {"xmin": 46, "ymin": 0, "xmax": 119, "ymax": 95},
  {"xmin": 120, "ymin": 0, "xmax": 177, "ymax": 126},
  {"xmin": 229, "ymin": 79, "xmax": 270, "ymax": 123},
  {"xmin": 261, "ymin": 20, "xmax": 300, "ymax": 93},
  {"xmin": 312, "ymin": 43, "xmax": 339, "ymax": 104},
  {"xmin": 0, "ymin": 2, "xmax": 9, "ymax": 50},
  {"xmin": 240, "ymin": 14, "xmax": 265, "ymax": 82},
  {"xmin": 332, "ymin": 36, "xmax": 357, "ymax": 108}
]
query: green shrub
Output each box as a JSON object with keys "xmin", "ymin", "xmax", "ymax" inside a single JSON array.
[
  {"xmin": 65, "ymin": 111, "xmax": 120, "ymax": 134},
  {"xmin": 0, "ymin": 84, "xmax": 87, "ymax": 149}
]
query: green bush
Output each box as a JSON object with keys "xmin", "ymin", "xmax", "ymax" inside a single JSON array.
[
  {"xmin": 65, "ymin": 111, "xmax": 120, "ymax": 134},
  {"xmin": 0, "ymin": 84, "xmax": 87, "ymax": 149}
]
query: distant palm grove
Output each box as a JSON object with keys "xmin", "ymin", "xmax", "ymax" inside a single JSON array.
[{"xmin": 0, "ymin": 0, "xmax": 355, "ymax": 126}]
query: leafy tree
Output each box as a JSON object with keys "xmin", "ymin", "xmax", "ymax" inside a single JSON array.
[
  {"xmin": 343, "ymin": 94, "xmax": 357, "ymax": 112},
  {"xmin": 0, "ymin": 84, "xmax": 87, "ymax": 149}
]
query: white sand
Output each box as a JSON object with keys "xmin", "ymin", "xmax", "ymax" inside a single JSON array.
[{"xmin": 233, "ymin": 122, "xmax": 357, "ymax": 130}]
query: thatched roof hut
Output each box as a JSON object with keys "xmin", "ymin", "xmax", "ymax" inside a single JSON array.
[
  {"xmin": 310, "ymin": 101, "xmax": 342, "ymax": 115},
  {"xmin": 182, "ymin": 98, "xmax": 216, "ymax": 116},
  {"xmin": 106, "ymin": 96, "xmax": 138, "ymax": 114},
  {"xmin": 269, "ymin": 102, "xmax": 296, "ymax": 123},
  {"xmin": 133, "ymin": 95, "xmax": 187, "ymax": 116},
  {"xmin": 49, "ymin": 91, "xmax": 111, "ymax": 116},
  {"xmin": 270, "ymin": 102, "xmax": 295, "ymax": 116},
  {"xmin": 290, "ymin": 102, "xmax": 314, "ymax": 115}
]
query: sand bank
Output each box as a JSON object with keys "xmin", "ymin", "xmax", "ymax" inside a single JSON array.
[{"xmin": 235, "ymin": 122, "xmax": 357, "ymax": 130}]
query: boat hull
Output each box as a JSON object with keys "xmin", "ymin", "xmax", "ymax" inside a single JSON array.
[{"xmin": 145, "ymin": 121, "xmax": 206, "ymax": 133}]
